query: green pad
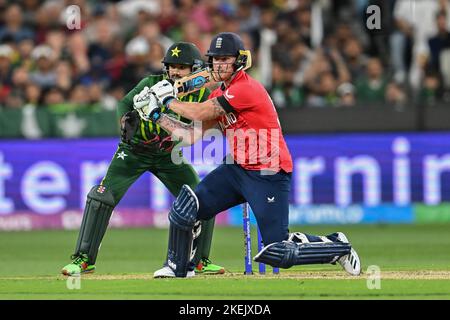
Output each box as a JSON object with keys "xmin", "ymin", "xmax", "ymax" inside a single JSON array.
[
  {"xmin": 192, "ymin": 217, "xmax": 215, "ymax": 266},
  {"xmin": 74, "ymin": 185, "xmax": 115, "ymax": 264}
]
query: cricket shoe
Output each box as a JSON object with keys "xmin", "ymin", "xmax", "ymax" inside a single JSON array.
[
  {"xmin": 335, "ymin": 232, "xmax": 361, "ymax": 276},
  {"xmin": 153, "ymin": 266, "xmax": 195, "ymax": 278},
  {"xmin": 61, "ymin": 253, "xmax": 95, "ymax": 276},
  {"xmin": 195, "ymin": 258, "xmax": 225, "ymax": 274}
]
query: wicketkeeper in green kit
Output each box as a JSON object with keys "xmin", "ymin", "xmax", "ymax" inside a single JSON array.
[{"xmin": 61, "ymin": 42, "xmax": 224, "ymax": 276}]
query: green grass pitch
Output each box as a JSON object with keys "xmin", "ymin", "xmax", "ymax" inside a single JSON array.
[{"xmin": 1, "ymin": 224, "xmax": 450, "ymax": 300}]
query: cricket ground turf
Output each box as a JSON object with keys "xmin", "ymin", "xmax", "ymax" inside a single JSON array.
[{"xmin": 1, "ymin": 224, "xmax": 450, "ymax": 300}]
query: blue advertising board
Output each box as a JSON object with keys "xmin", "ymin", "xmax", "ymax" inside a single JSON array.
[{"xmin": 1, "ymin": 132, "xmax": 449, "ymax": 228}]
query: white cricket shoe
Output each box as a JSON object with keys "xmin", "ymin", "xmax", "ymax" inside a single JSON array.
[
  {"xmin": 336, "ymin": 232, "xmax": 361, "ymax": 276},
  {"xmin": 153, "ymin": 266, "xmax": 195, "ymax": 278}
]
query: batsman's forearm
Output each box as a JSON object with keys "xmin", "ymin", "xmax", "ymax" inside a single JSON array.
[
  {"xmin": 168, "ymin": 98, "xmax": 225, "ymax": 121},
  {"xmin": 168, "ymin": 100, "xmax": 209, "ymax": 121},
  {"xmin": 156, "ymin": 114, "xmax": 202, "ymax": 146}
]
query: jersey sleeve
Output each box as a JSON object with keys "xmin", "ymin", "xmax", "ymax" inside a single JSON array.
[
  {"xmin": 198, "ymin": 87, "xmax": 211, "ymax": 103},
  {"xmin": 116, "ymin": 75, "xmax": 164, "ymax": 120},
  {"xmin": 216, "ymin": 82, "xmax": 254, "ymax": 113}
]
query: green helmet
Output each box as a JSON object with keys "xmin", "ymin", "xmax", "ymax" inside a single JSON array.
[{"xmin": 162, "ymin": 42, "xmax": 204, "ymax": 72}]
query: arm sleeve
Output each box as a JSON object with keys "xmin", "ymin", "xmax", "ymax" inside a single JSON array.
[{"xmin": 217, "ymin": 95, "xmax": 234, "ymax": 113}]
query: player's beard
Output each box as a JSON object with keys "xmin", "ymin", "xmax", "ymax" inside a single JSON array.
[
  {"xmin": 169, "ymin": 73, "xmax": 181, "ymax": 80},
  {"xmin": 212, "ymin": 63, "xmax": 234, "ymax": 82}
]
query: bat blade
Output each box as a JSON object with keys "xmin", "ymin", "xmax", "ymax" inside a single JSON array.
[{"xmin": 173, "ymin": 68, "xmax": 212, "ymax": 97}]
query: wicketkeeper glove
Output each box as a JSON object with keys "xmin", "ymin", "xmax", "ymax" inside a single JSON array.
[{"xmin": 120, "ymin": 110, "xmax": 139, "ymax": 143}]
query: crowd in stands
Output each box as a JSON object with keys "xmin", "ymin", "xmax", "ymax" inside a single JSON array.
[{"xmin": 1, "ymin": 0, "xmax": 450, "ymax": 113}]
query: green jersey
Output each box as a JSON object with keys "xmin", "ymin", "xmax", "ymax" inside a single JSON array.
[{"xmin": 118, "ymin": 74, "xmax": 210, "ymax": 154}]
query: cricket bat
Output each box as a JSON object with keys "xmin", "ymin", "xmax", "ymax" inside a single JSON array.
[
  {"xmin": 173, "ymin": 50, "xmax": 252, "ymax": 97},
  {"xmin": 173, "ymin": 68, "xmax": 212, "ymax": 98}
]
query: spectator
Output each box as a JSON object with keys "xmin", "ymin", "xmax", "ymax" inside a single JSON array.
[
  {"xmin": 33, "ymin": 1, "xmax": 65, "ymax": 44},
  {"xmin": 87, "ymin": 82, "xmax": 103, "ymax": 104},
  {"xmin": 385, "ymin": 81, "xmax": 408, "ymax": 110},
  {"xmin": 270, "ymin": 63, "xmax": 304, "ymax": 108},
  {"xmin": 29, "ymin": 45, "xmax": 57, "ymax": 89},
  {"xmin": 157, "ymin": 0, "xmax": 178, "ymax": 34},
  {"xmin": 16, "ymin": 36, "xmax": 35, "ymax": 69},
  {"xmin": 391, "ymin": 0, "xmax": 450, "ymax": 88},
  {"xmin": 342, "ymin": 37, "xmax": 368, "ymax": 82},
  {"xmin": 138, "ymin": 20, "xmax": 173, "ymax": 52},
  {"xmin": 419, "ymin": 70, "xmax": 443, "ymax": 106},
  {"xmin": 0, "ymin": 44, "xmax": 14, "ymax": 106},
  {"xmin": 119, "ymin": 37, "xmax": 152, "ymax": 92},
  {"xmin": 337, "ymin": 82, "xmax": 356, "ymax": 107},
  {"xmin": 24, "ymin": 82, "xmax": 41, "ymax": 107},
  {"xmin": 0, "ymin": 0, "xmax": 449, "ymax": 124},
  {"xmin": 101, "ymin": 82, "xmax": 125, "ymax": 111},
  {"xmin": 45, "ymin": 28, "xmax": 66, "ymax": 61},
  {"xmin": 66, "ymin": 33, "xmax": 90, "ymax": 77},
  {"xmin": 188, "ymin": 0, "xmax": 215, "ymax": 33},
  {"xmin": 290, "ymin": 41, "xmax": 313, "ymax": 87},
  {"xmin": 104, "ymin": 38, "xmax": 127, "ymax": 83},
  {"xmin": 69, "ymin": 83, "xmax": 90, "ymax": 106},
  {"xmin": 306, "ymin": 71, "xmax": 339, "ymax": 108},
  {"xmin": 271, "ymin": 19, "xmax": 292, "ymax": 66},
  {"xmin": 180, "ymin": 21, "xmax": 205, "ymax": 53},
  {"xmin": 323, "ymin": 21, "xmax": 358, "ymax": 56},
  {"xmin": 428, "ymin": 11, "xmax": 450, "ymax": 91},
  {"xmin": 21, "ymin": 0, "xmax": 40, "ymax": 29},
  {"xmin": 40, "ymin": 86, "xmax": 65, "ymax": 108},
  {"xmin": 147, "ymin": 41, "xmax": 165, "ymax": 75},
  {"xmin": 293, "ymin": 4, "xmax": 312, "ymax": 47},
  {"xmin": 5, "ymin": 67, "xmax": 29, "ymax": 108},
  {"xmin": 237, "ymin": 0, "xmax": 260, "ymax": 34},
  {"xmin": 55, "ymin": 60, "xmax": 73, "ymax": 92},
  {"xmin": 355, "ymin": 57, "xmax": 388, "ymax": 105},
  {"xmin": 304, "ymin": 47, "xmax": 350, "ymax": 107},
  {"xmin": 0, "ymin": 4, "xmax": 35, "ymax": 43},
  {"xmin": 428, "ymin": 11, "xmax": 450, "ymax": 73},
  {"xmin": 83, "ymin": 17, "xmax": 117, "ymax": 87},
  {"xmin": 116, "ymin": 0, "xmax": 159, "ymax": 20},
  {"xmin": 390, "ymin": 0, "xmax": 414, "ymax": 84},
  {"xmin": 22, "ymin": 81, "xmax": 43, "ymax": 139},
  {"xmin": 258, "ymin": 6, "xmax": 277, "ymax": 87}
]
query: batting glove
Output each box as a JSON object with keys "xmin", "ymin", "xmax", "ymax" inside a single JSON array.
[{"xmin": 150, "ymin": 80, "xmax": 177, "ymax": 107}]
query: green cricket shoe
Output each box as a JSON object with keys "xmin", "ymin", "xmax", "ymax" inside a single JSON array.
[
  {"xmin": 195, "ymin": 258, "xmax": 225, "ymax": 274},
  {"xmin": 61, "ymin": 254, "xmax": 96, "ymax": 276}
]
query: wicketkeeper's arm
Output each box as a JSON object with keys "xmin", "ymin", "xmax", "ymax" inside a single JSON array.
[{"xmin": 117, "ymin": 78, "xmax": 152, "ymax": 121}]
